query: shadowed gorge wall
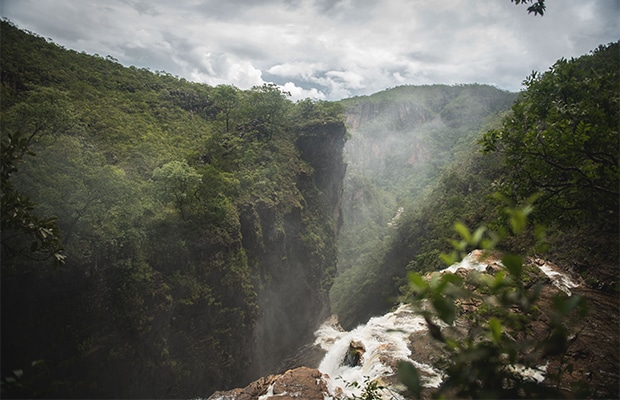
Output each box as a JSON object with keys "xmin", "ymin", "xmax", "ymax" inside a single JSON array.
[{"xmin": 242, "ymin": 121, "xmax": 346, "ymax": 380}]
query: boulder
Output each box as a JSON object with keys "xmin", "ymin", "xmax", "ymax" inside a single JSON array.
[
  {"xmin": 270, "ymin": 367, "xmax": 329, "ymax": 399},
  {"xmin": 207, "ymin": 367, "xmax": 330, "ymax": 400},
  {"xmin": 343, "ymin": 340, "xmax": 365, "ymax": 367}
]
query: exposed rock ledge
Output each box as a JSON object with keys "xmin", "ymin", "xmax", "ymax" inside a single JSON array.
[{"xmin": 208, "ymin": 366, "xmax": 330, "ymax": 400}]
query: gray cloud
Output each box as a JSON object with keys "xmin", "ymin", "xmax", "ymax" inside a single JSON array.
[{"xmin": 1, "ymin": 0, "xmax": 618, "ymax": 100}]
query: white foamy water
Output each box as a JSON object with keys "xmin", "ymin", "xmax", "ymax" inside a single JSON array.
[
  {"xmin": 440, "ymin": 250, "xmax": 491, "ymax": 273},
  {"xmin": 537, "ymin": 263, "xmax": 580, "ymax": 296},
  {"xmin": 442, "ymin": 251, "xmax": 581, "ymax": 296},
  {"xmin": 314, "ymin": 304, "xmax": 442, "ymax": 399}
]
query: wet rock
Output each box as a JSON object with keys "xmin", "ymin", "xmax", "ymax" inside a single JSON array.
[
  {"xmin": 208, "ymin": 374, "xmax": 278, "ymax": 400},
  {"xmin": 343, "ymin": 340, "xmax": 365, "ymax": 367},
  {"xmin": 207, "ymin": 367, "xmax": 330, "ymax": 400},
  {"xmin": 270, "ymin": 367, "xmax": 329, "ymax": 399}
]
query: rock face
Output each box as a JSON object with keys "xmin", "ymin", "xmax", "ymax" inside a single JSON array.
[
  {"xmin": 242, "ymin": 121, "xmax": 347, "ymax": 381},
  {"xmin": 208, "ymin": 367, "xmax": 331, "ymax": 400}
]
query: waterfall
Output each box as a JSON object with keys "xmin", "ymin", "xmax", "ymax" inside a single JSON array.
[{"xmin": 314, "ymin": 304, "xmax": 442, "ymax": 399}]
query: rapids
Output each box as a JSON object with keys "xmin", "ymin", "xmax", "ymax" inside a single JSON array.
[
  {"xmin": 312, "ymin": 250, "xmax": 581, "ymax": 398},
  {"xmin": 209, "ymin": 251, "xmax": 584, "ymax": 399},
  {"xmin": 314, "ymin": 304, "xmax": 442, "ymax": 399}
]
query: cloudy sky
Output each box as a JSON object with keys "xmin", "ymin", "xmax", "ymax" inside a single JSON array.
[{"xmin": 1, "ymin": 0, "xmax": 618, "ymax": 100}]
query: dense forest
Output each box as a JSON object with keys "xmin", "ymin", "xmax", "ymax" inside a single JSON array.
[
  {"xmin": 1, "ymin": 20, "xmax": 346, "ymax": 398},
  {"xmin": 331, "ymin": 41, "xmax": 618, "ymax": 331},
  {"xmin": 1, "ymin": 17, "xmax": 618, "ymax": 400},
  {"xmin": 324, "ymin": 40, "xmax": 618, "ymax": 398}
]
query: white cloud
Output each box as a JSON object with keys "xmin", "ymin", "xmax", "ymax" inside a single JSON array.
[
  {"xmin": 191, "ymin": 53, "xmax": 265, "ymax": 89},
  {"xmin": 279, "ymin": 82, "xmax": 326, "ymax": 102},
  {"xmin": 325, "ymin": 70, "xmax": 364, "ymax": 90},
  {"xmin": 1, "ymin": 0, "xmax": 618, "ymax": 99},
  {"xmin": 267, "ymin": 62, "xmax": 326, "ymax": 80}
]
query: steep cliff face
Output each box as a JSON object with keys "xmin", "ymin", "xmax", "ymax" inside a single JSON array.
[
  {"xmin": 1, "ymin": 120, "xmax": 347, "ymax": 399},
  {"xmin": 296, "ymin": 122, "xmax": 347, "ymax": 230},
  {"xmin": 241, "ymin": 121, "xmax": 347, "ymax": 381},
  {"xmin": 341, "ymin": 84, "xmax": 517, "ymax": 177}
]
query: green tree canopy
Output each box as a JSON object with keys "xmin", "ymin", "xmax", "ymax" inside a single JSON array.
[
  {"xmin": 211, "ymin": 84, "xmax": 240, "ymax": 133},
  {"xmin": 482, "ymin": 42, "xmax": 619, "ymax": 228},
  {"xmin": 0, "ymin": 87, "xmax": 73, "ymax": 267},
  {"xmin": 152, "ymin": 160, "xmax": 202, "ymax": 220}
]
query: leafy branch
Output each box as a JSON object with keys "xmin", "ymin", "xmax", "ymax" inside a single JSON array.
[
  {"xmin": 511, "ymin": 0, "xmax": 546, "ymax": 16},
  {"xmin": 398, "ymin": 196, "xmax": 588, "ymax": 399}
]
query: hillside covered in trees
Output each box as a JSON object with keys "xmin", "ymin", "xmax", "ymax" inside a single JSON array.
[
  {"xmin": 329, "ymin": 40, "xmax": 619, "ymax": 398},
  {"xmin": 1, "ymin": 17, "xmax": 618, "ymax": 400},
  {"xmin": 330, "ymin": 41, "xmax": 618, "ymax": 331},
  {"xmin": 1, "ymin": 20, "xmax": 346, "ymax": 398},
  {"xmin": 208, "ymin": 40, "xmax": 618, "ymax": 399},
  {"xmin": 333, "ymin": 84, "xmax": 518, "ymax": 327}
]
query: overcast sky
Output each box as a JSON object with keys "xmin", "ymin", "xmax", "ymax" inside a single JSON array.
[{"xmin": 1, "ymin": 0, "xmax": 618, "ymax": 100}]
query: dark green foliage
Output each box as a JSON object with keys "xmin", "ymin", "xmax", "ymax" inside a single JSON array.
[
  {"xmin": 481, "ymin": 42, "xmax": 619, "ymax": 230},
  {"xmin": 400, "ymin": 202, "xmax": 588, "ymax": 399},
  {"xmin": 511, "ymin": 0, "xmax": 546, "ymax": 16},
  {"xmin": 0, "ymin": 86, "xmax": 70, "ymax": 267},
  {"xmin": 1, "ymin": 19, "xmax": 345, "ymax": 398},
  {"xmin": 346, "ymin": 376, "xmax": 386, "ymax": 400}
]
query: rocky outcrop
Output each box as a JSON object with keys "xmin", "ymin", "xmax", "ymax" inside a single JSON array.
[
  {"xmin": 343, "ymin": 340, "xmax": 365, "ymax": 367},
  {"xmin": 208, "ymin": 367, "xmax": 331, "ymax": 400},
  {"xmin": 295, "ymin": 121, "xmax": 348, "ymax": 228}
]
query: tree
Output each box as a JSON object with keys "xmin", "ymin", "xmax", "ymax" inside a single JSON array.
[
  {"xmin": 152, "ymin": 160, "xmax": 202, "ymax": 220},
  {"xmin": 212, "ymin": 84, "xmax": 240, "ymax": 133},
  {"xmin": 10, "ymin": 134, "xmax": 144, "ymax": 271},
  {"xmin": 481, "ymin": 42, "xmax": 619, "ymax": 228},
  {"xmin": 0, "ymin": 87, "xmax": 72, "ymax": 267},
  {"xmin": 398, "ymin": 198, "xmax": 588, "ymax": 399},
  {"xmin": 238, "ymin": 83, "xmax": 291, "ymax": 140},
  {"xmin": 290, "ymin": 98, "xmax": 345, "ymax": 127},
  {"xmin": 1, "ymin": 135, "xmax": 65, "ymax": 266}
]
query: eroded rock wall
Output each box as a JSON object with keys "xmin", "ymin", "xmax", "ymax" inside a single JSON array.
[{"xmin": 242, "ymin": 122, "xmax": 347, "ymax": 381}]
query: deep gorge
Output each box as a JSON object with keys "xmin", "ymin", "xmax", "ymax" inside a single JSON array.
[{"xmin": 1, "ymin": 20, "xmax": 618, "ymax": 400}]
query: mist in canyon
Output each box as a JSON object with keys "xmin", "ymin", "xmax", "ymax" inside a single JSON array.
[
  {"xmin": 3, "ymin": 20, "xmax": 618, "ymax": 400},
  {"xmin": 331, "ymin": 84, "xmax": 517, "ymax": 328}
]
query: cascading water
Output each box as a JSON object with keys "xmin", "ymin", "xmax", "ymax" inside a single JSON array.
[
  {"xmin": 209, "ymin": 251, "xmax": 582, "ymax": 399},
  {"xmin": 312, "ymin": 250, "xmax": 579, "ymax": 398},
  {"xmin": 314, "ymin": 304, "xmax": 442, "ymax": 399}
]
